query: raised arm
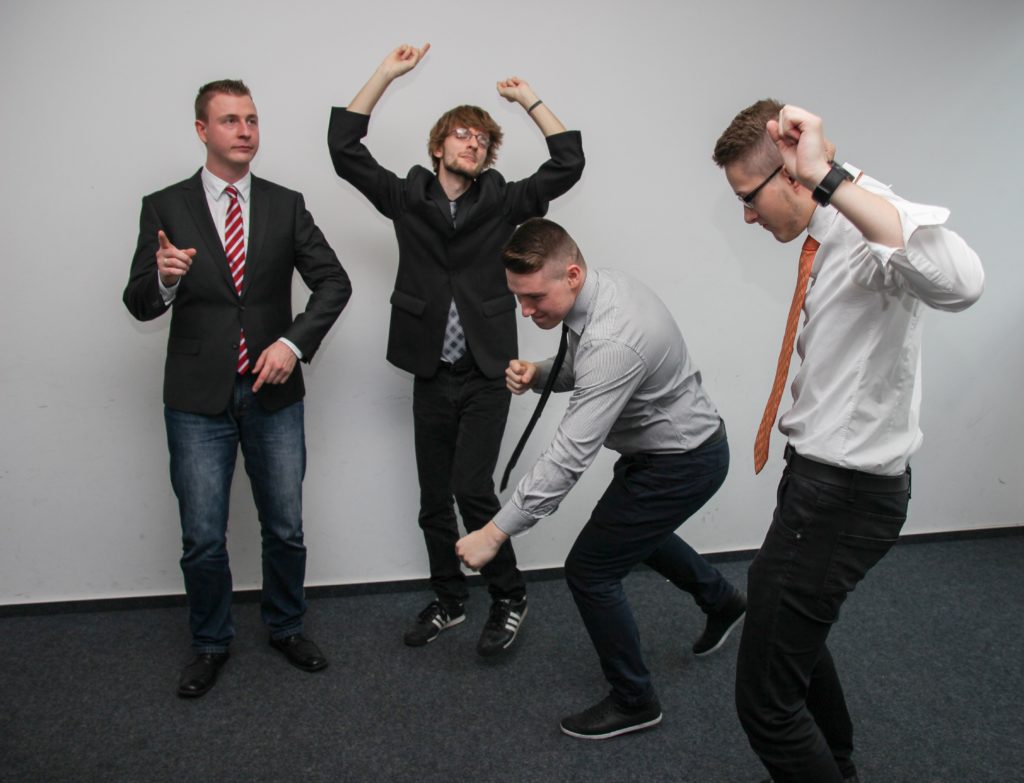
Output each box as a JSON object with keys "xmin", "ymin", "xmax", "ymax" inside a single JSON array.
[
  {"xmin": 347, "ymin": 43, "xmax": 431, "ymax": 116},
  {"xmin": 768, "ymin": 105, "xmax": 903, "ymax": 248},
  {"xmin": 496, "ymin": 77, "xmax": 566, "ymax": 138}
]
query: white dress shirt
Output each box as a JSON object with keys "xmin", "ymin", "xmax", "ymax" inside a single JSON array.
[
  {"xmin": 780, "ymin": 165, "xmax": 984, "ymax": 475},
  {"xmin": 494, "ymin": 268, "xmax": 722, "ymax": 536}
]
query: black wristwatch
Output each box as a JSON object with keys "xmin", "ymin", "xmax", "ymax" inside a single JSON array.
[{"xmin": 811, "ymin": 162, "xmax": 854, "ymax": 206}]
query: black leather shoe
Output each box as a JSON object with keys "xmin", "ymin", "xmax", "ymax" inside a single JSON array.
[
  {"xmin": 269, "ymin": 633, "xmax": 328, "ymax": 672},
  {"xmin": 693, "ymin": 590, "xmax": 746, "ymax": 656},
  {"xmin": 177, "ymin": 652, "xmax": 229, "ymax": 698}
]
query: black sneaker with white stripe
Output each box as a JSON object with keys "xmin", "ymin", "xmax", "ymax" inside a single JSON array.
[
  {"xmin": 560, "ymin": 694, "xmax": 663, "ymax": 740},
  {"xmin": 403, "ymin": 600, "xmax": 465, "ymax": 647},
  {"xmin": 476, "ymin": 596, "xmax": 528, "ymax": 657}
]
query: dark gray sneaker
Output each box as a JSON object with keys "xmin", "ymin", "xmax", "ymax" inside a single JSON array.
[
  {"xmin": 476, "ymin": 597, "xmax": 528, "ymax": 657},
  {"xmin": 693, "ymin": 590, "xmax": 746, "ymax": 656},
  {"xmin": 560, "ymin": 694, "xmax": 662, "ymax": 740},
  {"xmin": 403, "ymin": 600, "xmax": 465, "ymax": 646}
]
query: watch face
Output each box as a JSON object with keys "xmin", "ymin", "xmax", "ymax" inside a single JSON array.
[{"xmin": 813, "ymin": 163, "xmax": 851, "ymax": 206}]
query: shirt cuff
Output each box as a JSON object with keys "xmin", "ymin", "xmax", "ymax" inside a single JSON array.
[
  {"xmin": 492, "ymin": 500, "xmax": 537, "ymax": 537},
  {"xmin": 158, "ymin": 277, "xmax": 178, "ymax": 305},
  {"xmin": 278, "ymin": 338, "xmax": 303, "ymax": 360}
]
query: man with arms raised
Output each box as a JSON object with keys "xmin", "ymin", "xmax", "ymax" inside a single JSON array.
[{"xmin": 329, "ymin": 44, "xmax": 584, "ymax": 656}]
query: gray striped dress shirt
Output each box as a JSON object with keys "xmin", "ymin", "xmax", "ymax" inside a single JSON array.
[{"xmin": 494, "ymin": 268, "xmax": 722, "ymax": 536}]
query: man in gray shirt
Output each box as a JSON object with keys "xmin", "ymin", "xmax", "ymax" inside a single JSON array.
[{"xmin": 457, "ymin": 218, "xmax": 745, "ymax": 739}]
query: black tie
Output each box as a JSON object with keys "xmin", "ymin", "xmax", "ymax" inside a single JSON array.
[{"xmin": 500, "ymin": 324, "xmax": 570, "ymax": 492}]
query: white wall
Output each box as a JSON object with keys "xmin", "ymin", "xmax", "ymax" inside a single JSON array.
[{"xmin": 1, "ymin": 0, "xmax": 1021, "ymax": 604}]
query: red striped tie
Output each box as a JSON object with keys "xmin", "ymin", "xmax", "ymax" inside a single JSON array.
[{"xmin": 224, "ymin": 185, "xmax": 249, "ymax": 375}]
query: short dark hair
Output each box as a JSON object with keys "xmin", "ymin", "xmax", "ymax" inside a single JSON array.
[
  {"xmin": 195, "ymin": 79, "xmax": 252, "ymax": 121},
  {"xmin": 502, "ymin": 218, "xmax": 583, "ymax": 275},
  {"xmin": 712, "ymin": 98, "xmax": 783, "ymax": 174},
  {"xmin": 427, "ymin": 105, "xmax": 503, "ymax": 172}
]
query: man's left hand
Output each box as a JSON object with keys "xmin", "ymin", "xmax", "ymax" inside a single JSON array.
[
  {"xmin": 766, "ymin": 105, "xmax": 833, "ymax": 191},
  {"xmin": 456, "ymin": 522, "xmax": 509, "ymax": 570},
  {"xmin": 252, "ymin": 341, "xmax": 298, "ymax": 392},
  {"xmin": 496, "ymin": 76, "xmax": 537, "ymax": 108}
]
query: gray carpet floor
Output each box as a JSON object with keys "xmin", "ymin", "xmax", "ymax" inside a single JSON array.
[{"xmin": 2, "ymin": 532, "xmax": 1022, "ymax": 782}]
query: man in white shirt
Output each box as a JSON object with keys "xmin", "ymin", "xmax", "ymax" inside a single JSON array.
[
  {"xmin": 457, "ymin": 218, "xmax": 745, "ymax": 740},
  {"xmin": 713, "ymin": 100, "xmax": 983, "ymax": 782}
]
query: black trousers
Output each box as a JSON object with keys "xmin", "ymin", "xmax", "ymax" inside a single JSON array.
[
  {"xmin": 736, "ymin": 448, "xmax": 910, "ymax": 782},
  {"xmin": 565, "ymin": 429, "xmax": 733, "ymax": 707},
  {"xmin": 412, "ymin": 360, "xmax": 525, "ymax": 606}
]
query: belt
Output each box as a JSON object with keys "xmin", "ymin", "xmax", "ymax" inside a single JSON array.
[{"xmin": 784, "ymin": 445, "xmax": 910, "ymax": 493}]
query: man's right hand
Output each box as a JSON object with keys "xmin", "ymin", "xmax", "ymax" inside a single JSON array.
[
  {"xmin": 506, "ymin": 359, "xmax": 538, "ymax": 395},
  {"xmin": 156, "ymin": 230, "xmax": 196, "ymax": 288},
  {"xmin": 378, "ymin": 42, "xmax": 430, "ymax": 82},
  {"xmin": 349, "ymin": 43, "xmax": 431, "ymax": 116}
]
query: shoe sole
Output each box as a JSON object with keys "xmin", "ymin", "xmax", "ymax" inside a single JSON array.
[
  {"xmin": 693, "ymin": 610, "xmax": 745, "ymax": 658},
  {"xmin": 404, "ymin": 613, "xmax": 466, "ymax": 647},
  {"xmin": 560, "ymin": 712, "xmax": 663, "ymax": 740},
  {"xmin": 477, "ymin": 605, "xmax": 529, "ymax": 657}
]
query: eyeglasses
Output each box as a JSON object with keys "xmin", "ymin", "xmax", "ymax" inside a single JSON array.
[
  {"xmin": 737, "ymin": 165, "xmax": 783, "ymax": 209},
  {"xmin": 450, "ymin": 127, "xmax": 491, "ymax": 149}
]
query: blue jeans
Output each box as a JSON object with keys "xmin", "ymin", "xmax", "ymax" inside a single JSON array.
[
  {"xmin": 413, "ymin": 359, "xmax": 524, "ymax": 605},
  {"xmin": 735, "ymin": 449, "xmax": 910, "ymax": 783},
  {"xmin": 165, "ymin": 375, "xmax": 307, "ymax": 653},
  {"xmin": 565, "ymin": 427, "xmax": 732, "ymax": 707}
]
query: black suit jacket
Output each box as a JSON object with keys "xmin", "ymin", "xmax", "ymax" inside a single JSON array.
[
  {"xmin": 123, "ymin": 170, "xmax": 351, "ymax": 415},
  {"xmin": 328, "ymin": 108, "xmax": 584, "ymax": 379}
]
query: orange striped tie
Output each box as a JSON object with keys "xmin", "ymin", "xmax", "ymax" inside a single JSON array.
[
  {"xmin": 224, "ymin": 185, "xmax": 249, "ymax": 375},
  {"xmin": 753, "ymin": 234, "xmax": 820, "ymax": 474}
]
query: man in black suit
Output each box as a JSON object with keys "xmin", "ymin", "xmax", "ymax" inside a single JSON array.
[
  {"xmin": 329, "ymin": 44, "xmax": 584, "ymax": 656},
  {"xmin": 124, "ymin": 80, "xmax": 351, "ymax": 698}
]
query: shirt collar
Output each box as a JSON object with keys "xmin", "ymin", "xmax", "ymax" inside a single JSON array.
[
  {"xmin": 564, "ymin": 268, "xmax": 597, "ymax": 336},
  {"xmin": 201, "ymin": 167, "xmax": 252, "ymax": 202}
]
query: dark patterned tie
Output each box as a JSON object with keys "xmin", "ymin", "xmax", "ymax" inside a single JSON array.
[
  {"xmin": 500, "ymin": 323, "xmax": 569, "ymax": 491},
  {"xmin": 441, "ymin": 199, "xmax": 466, "ymax": 363}
]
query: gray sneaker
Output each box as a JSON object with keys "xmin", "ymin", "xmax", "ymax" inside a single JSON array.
[{"xmin": 403, "ymin": 600, "xmax": 465, "ymax": 646}]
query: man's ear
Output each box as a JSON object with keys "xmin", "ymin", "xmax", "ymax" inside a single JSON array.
[
  {"xmin": 195, "ymin": 120, "xmax": 208, "ymax": 145},
  {"xmin": 566, "ymin": 263, "xmax": 584, "ymax": 290},
  {"xmin": 782, "ymin": 168, "xmax": 806, "ymax": 193}
]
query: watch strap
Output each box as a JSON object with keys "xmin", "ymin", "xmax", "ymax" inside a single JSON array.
[{"xmin": 811, "ymin": 162, "xmax": 854, "ymax": 206}]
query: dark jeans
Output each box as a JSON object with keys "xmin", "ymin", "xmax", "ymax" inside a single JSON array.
[
  {"xmin": 164, "ymin": 375, "xmax": 307, "ymax": 653},
  {"xmin": 413, "ymin": 360, "xmax": 524, "ymax": 606},
  {"xmin": 565, "ymin": 427, "xmax": 732, "ymax": 707},
  {"xmin": 736, "ymin": 448, "xmax": 910, "ymax": 783}
]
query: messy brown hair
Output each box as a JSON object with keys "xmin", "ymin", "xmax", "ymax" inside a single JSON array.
[{"xmin": 427, "ymin": 105, "xmax": 503, "ymax": 172}]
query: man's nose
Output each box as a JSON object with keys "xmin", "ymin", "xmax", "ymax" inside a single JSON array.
[{"xmin": 743, "ymin": 205, "xmax": 758, "ymax": 224}]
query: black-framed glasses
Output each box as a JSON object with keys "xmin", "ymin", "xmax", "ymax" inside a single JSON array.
[
  {"xmin": 450, "ymin": 127, "xmax": 491, "ymax": 148},
  {"xmin": 738, "ymin": 165, "xmax": 783, "ymax": 208}
]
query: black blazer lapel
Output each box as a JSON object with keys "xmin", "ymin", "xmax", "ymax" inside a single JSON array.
[
  {"xmin": 181, "ymin": 170, "xmax": 235, "ymax": 294},
  {"xmin": 427, "ymin": 179, "xmax": 457, "ymax": 235},
  {"xmin": 245, "ymin": 176, "xmax": 271, "ymax": 299}
]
